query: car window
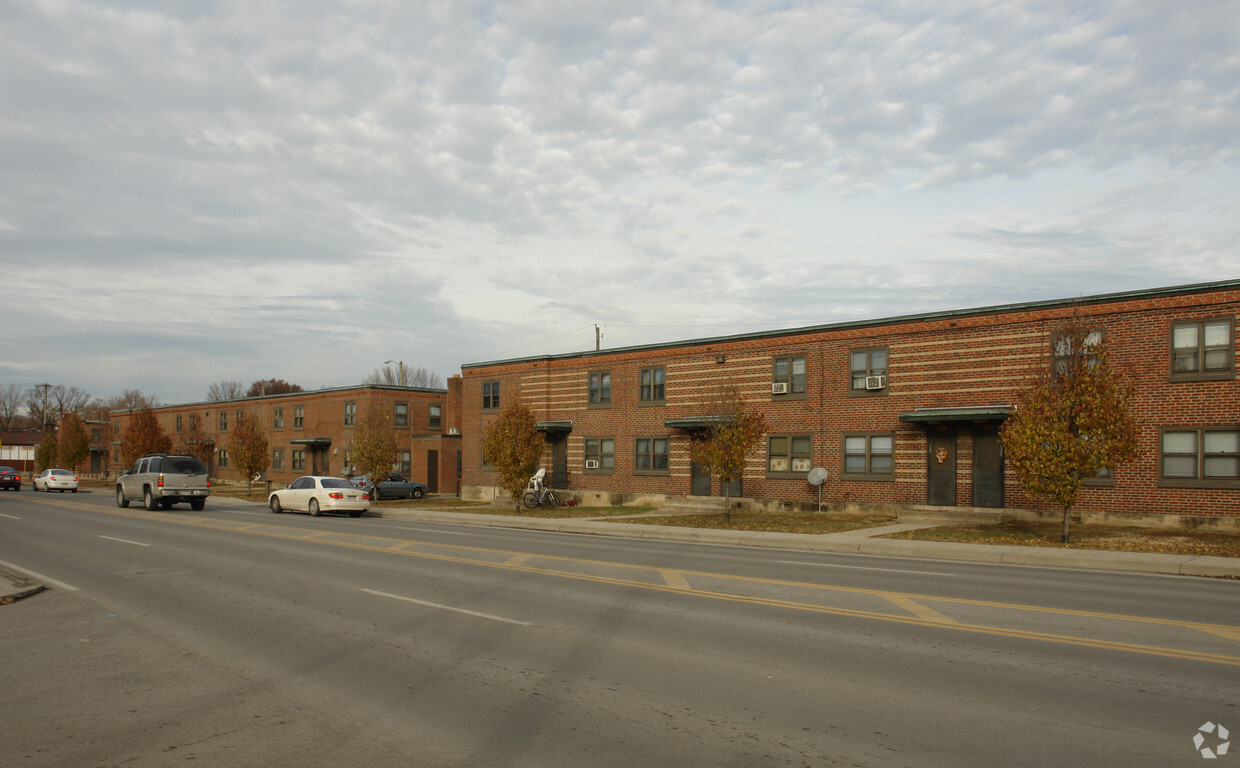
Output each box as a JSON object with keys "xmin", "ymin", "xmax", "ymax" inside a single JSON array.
[
  {"xmin": 290, "ymin": 477, "xmax": 310, "ymax": 489},
  {"xmin": 132, "ymin": 459, "xmax": 146, "ymax": 474},
  {"xmin": 321, "ymin": 478, "xmax": 353, "ymax": 489},
  {"xmin": 165, "ymin": 456, "xmax": 207, "ymax": 474}
]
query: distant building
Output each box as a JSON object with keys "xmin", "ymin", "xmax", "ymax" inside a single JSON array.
[
  {"xmin": 460, "ymin": 280, "xmax": 1239, "ymax": 527},
  {"xmin": 110, "ymin": 380, "xmax": 464, "ymax": 493},
  {"xmin": 0, "ymin": 429, "xmax": 40, "ymax": 475}
]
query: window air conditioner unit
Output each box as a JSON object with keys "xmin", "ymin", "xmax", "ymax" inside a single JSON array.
[
  {"xmin": 865, "ymin": 375, "xmax": 887, "ymax": 390},
  {"xmin": 585, "ymin": 459, "xmax": 600, "ymax": 470},
  {"xmin": 772, "ymin": 382, "xmax": 789, "ymax": 395}
]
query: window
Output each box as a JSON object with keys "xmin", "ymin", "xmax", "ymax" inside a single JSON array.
[
  {"xmin": 850, "ymin": 348, "xmax": 888, "ymax": 393},
  {"xmin": 273, "ymin": 408, "xmax": 284, "ymax": 430},
  {"xmin": 588, "ymin": 371, "xmax": 611, "ymax": 406},
  {"xmin": 400, "ymin": 450, "xmax": 411, "ymax": 474},
  {"xmin": 219, "ymin": 412, "xmax": 227, "ymax": 431},
  {"xmin": 292, "ymin": 449, "xmax": 306, "ymax": 471},
  {"xmin": 482, "ymin": 381, "xmax": 500, "ymax": 411},
  {"xmin": 584, "ymin": 438, "xmax": 615, "ymax": 472},
  {"xmin": 1171, "ymin": 319, "xmax": 1234, "ymax": 380},
  {"xmin": 640, "ymin": 367, "xmax": 666, "ymax": 404},
  {"xmin": 189, "ymin": 414, "xmax": 199, "ymax": 432},
  {"xmin": 218, "ymin": 449, "xmax": 229, "ymax": 468},
  {"xmin": 1160, "ymin": 428, "xmax": 1240, "ymax": 488},
  {"xmin": 175, "ymin": 415, "xmax": 183, "ymax": 432},
  {"xmin": 1053, "ymin": 328, "xmax": 1104, "ymax": 378},
  {"xmin": 843, "ymin": 434, "xmax": 895, "ymax": 479},
  {"xmin": 772, "ymin": 355, "xmax": 807, "ymax": 398},
  {"xmin": 344, "ymin": 402, "xmax": 356, "ymax": 427},
  {"xmin": 767, "ymin": 435, "xmax": 812, "ymax": 477},
  {"xmin": 394, "ymin": 402, "xmax": 408, "ymax": 427},
  {"xmin": 293, "ymin": 406, "xmax": 305, "ymax": 429},
  {"xmin": 429, "ymin": 404, "xmax": 442, "ymax": 431},
  {"xmin": 634, "ymin": 437, "xmax": 670, "ymax": 474},
  {"xmin": 272, "ymin": 448, "xmax": 285, "ymax": 470}
]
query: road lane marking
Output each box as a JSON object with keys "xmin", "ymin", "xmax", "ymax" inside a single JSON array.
[
  {"xmin": 505, "ymin": 554, "xmax": 533, "ymax": 567},
  {"xmin": 360, "ymin": 588, "xmax": 531, "ymax": 626},
  {"xmin": 881, "ymin": 594, "xmax": 958, "ymax": 624},
  {"xmin": 0, "ymin": 513, "xmax": 20, "ymax": 520},
  {"xmin": 0, "ymin": 559, "xmax": 79, "ymax": 591},
  {"xmin": 778, "ymin": 560, "xmax": 954, "ymax": 577},
  {"xmin": 660, "ymin": 569, "xmax": 693, "ymax": 590},
  {"xmin": 98, "ymin": 535, "xmax": 152, "ymax": 547},
  {"xmin": 389, "ymin": 526, "xmax": 472, "ymax": 536}
]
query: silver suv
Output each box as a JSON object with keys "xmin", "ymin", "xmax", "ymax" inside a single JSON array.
[{"xmin": 116, "ymin": 454, "xmax": 211, "ymax": 511}]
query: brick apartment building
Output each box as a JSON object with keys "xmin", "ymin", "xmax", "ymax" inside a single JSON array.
[
  {"xmin": 460, "ymin": 280, "xmax": 1239, "ymax": 527},
  {"xmin": 109, "ymin": 381, "xmax": 464, "ymax": 493}
]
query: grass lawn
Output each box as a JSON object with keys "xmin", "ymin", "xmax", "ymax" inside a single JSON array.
[
  {"xmin": 613, "ymin": 509, "xmax": 900, "ymax": 534},
  {"xmin": 883, "ymin": 520, "xmax": 1240, "ymax": 558}
]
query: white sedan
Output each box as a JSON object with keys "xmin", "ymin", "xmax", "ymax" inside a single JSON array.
[
  {"xmin": 34, "ymin": 469, "xmax": 79, "ymax": 493},
  {"xmin": 268, "ymin": 476, "xmax": 369, "ymax": 517}
]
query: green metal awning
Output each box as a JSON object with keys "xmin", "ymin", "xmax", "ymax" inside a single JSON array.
[
  {"xmin": 535, "ymin": 420, "xmax": 573, "ymax": 434},
  {"xmin": 898, "ymin": 406, "xmax": 1014, "ymax": 424},
  {"xmin": 289, "ymin": 436, "xmax": 333, "ymax": 446}
]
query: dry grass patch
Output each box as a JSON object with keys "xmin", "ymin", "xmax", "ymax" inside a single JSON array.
[
  {"xmin": 619, "ymin": 510, "xmax": 899, "ymax": 534},
  {"xmin": 884, "ymin": 520, "xmax": 1240, "ymax": 558}
]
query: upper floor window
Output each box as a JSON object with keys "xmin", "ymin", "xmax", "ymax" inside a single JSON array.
[
  {"xmin": 273, "ymin": 407, "xmax": 284, "ymax": 430},
  {"xmin": 482, "ymin": 381, "xmax": 500, "ymax": 411},
  {"xmin": 1053, "ymin": 328, "xmax": 1104, "ymax": 378},
  {"xmin": 293, "ymin": 406, "xmax": 305, "ymax": 430},
  {"xmin": 189, "ymin": 414, "xmax": 199, "ymax": 432},
  {"xmin": 394, "ymin": 402, "xmax": 409, "ymax": 427},
  {"xmin": 772, "ymin": 355, "xmax": 807, "ymax": 398},
  {"xmin": 1171, "ymin": 319, "xmax": 1234, "ymax": 381},
  {"xmin": 588, "ymin": 371, "xmax": 611, "ymax": 406},
  {"xmin": 218, "ymin": 412, "xmax": 227, "ymax": 431},
  {"xmin": 768, "ymin": 435, "xmax": 812, "ymax": 478},
  {"xmin": 175, "ymin": 415, "xmax": 183, "ymax": 432},
  {"xmin": 634, "ymin": 437, "xmax": 670, "ymax": 474},
  {"xmin": 429, "ymin": 404, "xmax": 442, "ymax": 431},
  {"xmin": 584, "ymin": 438, "xmax": 615, "ymax": 473},
  {"xmin": 850, "ymin": 348, "xmax": 888, "ymax": 393},
  {"xmin": 843, "ymin": 433, "xmax": 894, "ymax": 479},
  {"xmin": 344, "ymin": 402, "xmax": 356, "ymax": 427},
  {"xmin": 1160, "ymin": 428, "xmax": 1240, "ymax": 488},
  {"xmin": 640, "ymin": 367, "xmax": 666, "ymax": 404}
]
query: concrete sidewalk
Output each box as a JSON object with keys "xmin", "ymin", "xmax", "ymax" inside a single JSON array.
[{"xmin": 3, "ymin": 506, "xmax": 1236, "ymax": 603}]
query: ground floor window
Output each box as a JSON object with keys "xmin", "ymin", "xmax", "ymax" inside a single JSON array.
[
  {"xmin": 272, "ymin": 448, "xmax": 284, "ymax": 470},
  {"xmin": 400, "ymin": 451, "xmax": 411, "ymax": 474},
  {"xmin": 584, "ymin": 438, "xmax": 614, "ymax": 473},
  {"xmin": 1160, "ymin": 428, "xmax": 1240, "ymax": 487},
  {"xmin": 635, "ymin": 437, "xmax": 669, "ymax": 474},
  {"xmin": 217, "ymin": 449, "xmax": 229, "ymax": 468},
  {"xmin": 292, "ymin": 449, "xmax": 306, "ymax": 471},
  {"xmin": 843, "ymin": 433, "xmax": 894, "ymax": 479},
  {"xmin": 768, "ymin": 435, "xmax": 812, "ymax": 477}
]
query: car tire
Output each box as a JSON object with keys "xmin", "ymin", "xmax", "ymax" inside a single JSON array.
[
  {"xmin": 116, "ymin": 486, "xmax": 129, "ymax": 508},
  {"xmin": 144, "ymin": 488, "xmax": 158, "ymax": 511},
  {"xmin": 411, "ymin": 487, "xmax": 425, "ymax": 499},
  {"xmin": 190, "ymin": 498, "xmax": 204, "ymax": 511},
  {"xmin": 270, "ymin": 496, "xmax": 282, "ymax": 514},
  {"xmin": 71, "ymin": 488, "xmax": 78, "ymax": 494},
  {"xmin": 309, "ymin": 498, "xmax": 321, "ymax": 516},
  {"xmin": 349, "ymin": 510, "xmax": 363, "ymax": 518}
]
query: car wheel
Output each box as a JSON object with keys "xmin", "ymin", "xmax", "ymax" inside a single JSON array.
[
  {"xmin": 309, "ymin": 498, "xmax": 321, "ymax": 516},
  {"xmin": 144, "ymin": 488, "xmax": 158, "ymax": 511},
  {"xmin": 411, "ymin": 487, "xmax": 425, "ymax": 499},
  {"xmin": 349, "ymin": 510, "xmax": 363, "ymax": 518},
  {"xmin": 71, "ymin": 489, "xmax": 78, "ymax": 494},
  {"xmin": 269, "ymin": 496, "xmax": 282, "ymax": 514},
  {"xmin": 116, "ymin": 486, "xmax": 129, "ymax": 508},
  {"xmin": 190, "ymin": 498, "xmax": 204, "ymax": 511}
]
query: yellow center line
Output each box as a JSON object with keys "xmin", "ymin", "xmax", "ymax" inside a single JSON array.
[
  {"xmin": 660, "ymin": 569, "xmax": 693, "ymax": 590},
  {"xmin": 881, "ymin": 594, "xmax": 958, "ymax": 624}
]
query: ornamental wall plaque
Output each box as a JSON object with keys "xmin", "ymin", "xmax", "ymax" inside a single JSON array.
[{"xmin": 934, "ymin": 446, "xmax": 949, "ymax": 464}]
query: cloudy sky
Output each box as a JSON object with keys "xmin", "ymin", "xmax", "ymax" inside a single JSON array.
[{"xmin": 2, "ymin": 0, "xmax": 1237, "ymax": 406}]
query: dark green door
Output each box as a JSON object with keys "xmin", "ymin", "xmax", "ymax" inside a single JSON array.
[
  {"xmin": 972, "ymin": 431, "xmax": 1004, "ymax": 508},
  {"xmin": 927, "ymin": 432, "xmax": 957, "ymax": 506}
]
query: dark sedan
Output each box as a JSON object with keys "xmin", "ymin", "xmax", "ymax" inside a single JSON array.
[
  {"xmin": 0, "ymin": 466, "xmax": 20, "ymax": 491},
  {"xmin": 349, "ymin": 472, "xmax": 427, "ymax": 500}
]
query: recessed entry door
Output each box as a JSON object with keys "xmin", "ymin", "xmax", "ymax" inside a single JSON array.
[
  {"xmin": 927, "ymin": 432, "xmax": 957, "ymax": 506},
  {"xmin": 972, "ymin": 431, "xmax": 1004, "ymax": 508}
]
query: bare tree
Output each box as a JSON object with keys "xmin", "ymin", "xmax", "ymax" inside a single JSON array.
[
  {"xmin": 206, "ymin": 380, "xmax": 245, "ymax": 401},
  {"xmin": 365, "ymin": 363, "xmax": 444, "ymax": 389},
  {"xmin": 0, "ymin": 383, "xmax": 25, "ymax": 429},
  {"xmin": 25, "ymin": 384, "xmax": 91, "ymax": 427}
]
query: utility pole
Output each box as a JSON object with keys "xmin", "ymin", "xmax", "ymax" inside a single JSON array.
[{"xmin": 595, "ymin": 325, "xmax": 600, "ymax": 351}]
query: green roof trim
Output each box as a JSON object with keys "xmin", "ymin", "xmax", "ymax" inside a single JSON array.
[
  {"xmin": 535, "ymin": 420, "xmax": 573, "ymax": 433},
  {"xmin": 462, "ymin": 278, "xmax": 1240, "ymax": 370},
  {"xmin": 664, "ymin": 415, "xmax": 732, "ymax": 430}
]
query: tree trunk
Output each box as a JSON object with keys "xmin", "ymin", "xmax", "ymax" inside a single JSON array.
[{"xmin": 1061, "ymin": 506, "xmax": 1071, "ymax": 543}]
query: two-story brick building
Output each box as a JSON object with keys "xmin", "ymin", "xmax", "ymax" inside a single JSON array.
[
  {"xmin": 110, "ymin": 380, "xmax": 464, "ymax": 493},
  {"xmin": 460, "ymin": 280, "xmax": 1239, "ymax": 527}
]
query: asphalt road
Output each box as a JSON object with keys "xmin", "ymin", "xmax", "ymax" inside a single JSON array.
[{"xmin": 1, "ymin": 490, "xmax": 1237, "ymax": 767}]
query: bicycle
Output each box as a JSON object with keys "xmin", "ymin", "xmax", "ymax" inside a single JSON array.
[{"xmin": 522, "ymin": 469, "xmax": 559, "ymax": 509}]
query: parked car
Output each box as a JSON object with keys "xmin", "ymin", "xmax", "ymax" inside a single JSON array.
[
  {"xmin": 269, "ymin": 476, "xmax": 369, "ymax": 517},
  {"xmin": 34, "ymin": 469, "xmax": 78, "ymax": 493},
  {"xmin": 350, "ymin": 472, "xmax": 427, "ymax": 500},
  {"xmin": 0, "ymin": 466, "xmax": 20, "ymax": 491},
  {"xmin": 116, "ymin": 454, "xmax": 211, "ymax": 511}
]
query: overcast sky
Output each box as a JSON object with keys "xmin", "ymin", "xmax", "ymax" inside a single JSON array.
[{"xmin": 2, "ymin": 0, "xmax": 1237, "ymax": 406}]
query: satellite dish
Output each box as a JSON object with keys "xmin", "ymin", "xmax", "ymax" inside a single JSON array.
[{"xmin": 807, "ymin": 467, "xmax": 828, "ymax": 486}]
